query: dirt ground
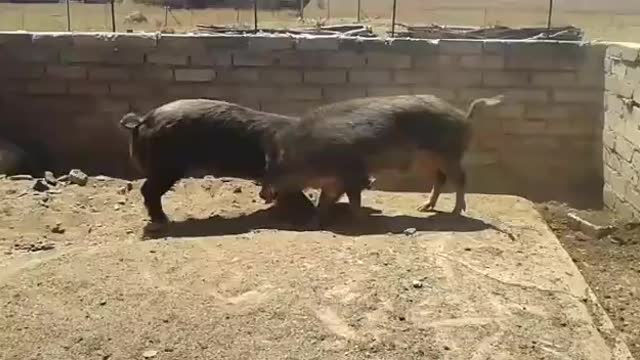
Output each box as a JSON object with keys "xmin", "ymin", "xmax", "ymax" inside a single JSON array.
[
  {"xmin": 0, "ymin": 175, "xmax": 636, "ymax": 359},
  {"xmin": 536, "ymin": 202, "xmax": 640, "ymax": 359}
]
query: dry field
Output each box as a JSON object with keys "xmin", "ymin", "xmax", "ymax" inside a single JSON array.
[{"xmin": 0, "ymin": 0, "xmax": 640, "ymax": 41}]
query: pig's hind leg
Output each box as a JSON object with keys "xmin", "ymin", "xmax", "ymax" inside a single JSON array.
[
  {"xmin": 448, "ymin": 161, "xmax": 467, "ymax": 215},
  {"xmin": 141, "ymin": 169, "xmax": 183, "ymax": 230},
  {"xmin": 417, "ymin": 169, "xmax": 446, "ymax": 212}
]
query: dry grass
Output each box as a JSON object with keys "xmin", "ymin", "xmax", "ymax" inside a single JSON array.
[{"xmin": 0, "ymin": 0, "xmax": 640, "ymax": 41}]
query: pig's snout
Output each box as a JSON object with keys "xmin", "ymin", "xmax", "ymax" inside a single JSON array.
[{"xmin": 259, "ymin": 184, "xmax": 278, "ymax": 203}]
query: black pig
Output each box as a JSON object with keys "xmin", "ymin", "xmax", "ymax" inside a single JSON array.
[
  {"xmin": 260, "ymin": 94, "xmax": 503, "ymax": 227},
  {"xmin": 119, "ymin": 98, "xmax": 316, "ymax": 229}
]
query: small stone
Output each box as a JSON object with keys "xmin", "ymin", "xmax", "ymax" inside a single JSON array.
[
  {"xmin": 233, "ymin": 186, "xmax": 242, "ymax": 193},
  {"xmin": 443, "ymin": 345, "xmax": 451, "ymax": 351},
  {"xmin": 403, "ymin": 228, "xmax": 417, "ymax": 236},
  {"xmin": 68, "ymin": 169, "xmax": 88, "ymax": 186},
  {"xmin": 47, "ymin": 189, "xmax": 62, "ymax": 195},
  {"xmin": 575, "ymin": 232, "xmax": 590, "ymax": 242},
  {"xmin": 117, "ymin": 199, "xmax": 126, "ymax": 205},
  {"xmin": 94, "ymin": 175, "xmax": 110, "ymax": 181},
  {"xmin": 32, "ymin": 179, "xmax": 50, "ymax": 192},
  {"xmin": 99, "ymin": 299, "xmax": 107, "ymax": 306},
  {"xmin": 51, "ymin": 222, "xmax": 65, "ymax": 234},
  {"xmin": 57, "ymin": 175, "xmax": 69, "ymax": 183},
  {"xmin": 30, "ymin": 242, "xmax": 55, "ymax": 252},
  {"xmin": 117, "ymin": 182, "xmax": 133, "ymax": 195},
  {"xmin": 464, "ymin": 247, "xmax": 471, "ymax": 251},
  {"xmin": 412, "ymin": 280, "xmax": 423, "ymax": 289},
  {"xmin": 114, "ymin": 205, "xmax": 120, "ymax": 211},
  {"xmin": 44, "ymin": 171, "xmax": 57, "ymax": 185},
  {"xmin": 142, "ymin": 350, "xmax": 158, "ymax": 359},
  {"xmin": 142, "ymin": 350, "xmax": 158, "ymax": 358},
  {"xmin": 9, "ymin": 174, "xmax": 33, "ymax": 181}
]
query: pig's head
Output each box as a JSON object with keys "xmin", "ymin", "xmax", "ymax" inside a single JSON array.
[
  {"xmin": 259, "ymin": 144, "xmax": 301, "ymax": 204},
  {"xmin": 259, "ymin": 146, "xmax": 286, "ymax": 204}
]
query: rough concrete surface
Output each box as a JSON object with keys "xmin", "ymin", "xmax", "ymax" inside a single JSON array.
[{"xmin": 0, "ymin": 178, "xmax": 632, "ymax": 360}]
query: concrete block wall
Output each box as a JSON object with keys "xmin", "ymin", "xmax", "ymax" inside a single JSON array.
[
  {"xmin": 603, "ymin": 43, "xmax": 640, "ymax": 219},
  {"xmin": 0, "ymin": 32, "xmax": 605, "ymax": 205}
]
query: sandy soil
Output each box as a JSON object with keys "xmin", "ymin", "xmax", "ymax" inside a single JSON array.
[{"xmin": 0, "ymin": 176, "xmax": 635, "ymax": 359}]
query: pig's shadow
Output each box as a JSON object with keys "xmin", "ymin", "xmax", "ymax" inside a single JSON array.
[{"xmin": 145, "ymin": 203, "xmax": 497, "ymax": 239}]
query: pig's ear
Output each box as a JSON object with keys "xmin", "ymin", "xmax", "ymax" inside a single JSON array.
[{"xmin": 119, "ymin": 113, "xmax": 142, "ymax": 130}]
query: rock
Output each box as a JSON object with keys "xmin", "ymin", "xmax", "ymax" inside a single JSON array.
[
  {"xmin": 403, "ymin": 228, "xmax": 417, "ymax": 236},
  {"xmin": 117, "ymin": 182, "xmax": 133, "ymax": 194},
  {"xmin": 51, "ymin": 222, "xmax": 65, "ymax": 234},
  {"xmin": 576, "ymin": 232, "xmax": 590, "ymax": 242},
  {"xmin": 142, "ymin": 350, "xmax": 158, "ymax": 358},
  {"xmin": 68, "ymin": 169, "xmax": 88, "ymax": 186},
  {"xmin": 412, "ymin": 280, "xmax": 423, "ymax": 289},
  {"xmin": 567, "ymin": 212, "xmax": 616, "ymax": 239},
  {"xmin": 233, "ymin": 186, "xmax": 242, "ymax": 194},
  {"xmin": 44, "ymin": 171, "xmax": 57, "ymax": 185},
  {"xmin": 32, "ymin": 179, "xmax": 50, "ymax": 192},
  {"xmin": 57, "ymin": 175, "xmax": 69, "ymax": 183},
  {"xmin": 99, "ymin": 299, "xmax": 107, "ymax": 306},
  {"xmin": 9, "ymin": 174, "xmax": 33, "ymax": 181},
  {"xmin": 16, "ymin": 242, "xmax": 55, "ymax": 252},
  {"xmin": 94, "ymin": 175, "xmax": 110, "ymax": 181}
]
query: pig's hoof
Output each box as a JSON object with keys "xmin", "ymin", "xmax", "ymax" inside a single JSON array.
[
  {"xmin": 451, "ymin": 203, "xmax": 466, "ymax": 215},
  {"xmin": 417, "ymin": 202, "xmax": 436, "ymax": 212},
  {"xmin": 144, "ymin": 221, "xmax": 168, "ymax": 233}
]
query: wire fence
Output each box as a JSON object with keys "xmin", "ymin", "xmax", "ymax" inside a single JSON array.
[{"xmin": 0, "ymin": 0, "xmax": 639, "ymax": 41}]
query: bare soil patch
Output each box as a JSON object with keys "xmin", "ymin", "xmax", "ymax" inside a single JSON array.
[{"xmin": 537, "ymin": 201, "xmax": 640, "ymax": 358}]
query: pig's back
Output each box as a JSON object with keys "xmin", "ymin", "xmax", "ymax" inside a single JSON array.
[{"xmin": 138, "ymin": 99, "xmax": 295, "ymax": 178}]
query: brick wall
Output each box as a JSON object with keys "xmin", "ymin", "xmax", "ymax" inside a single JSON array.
[
  {"xmin": 603, "ymin": 44, "xmax": 640, "ymax": 219},
  {"xmin": 0, "ymin": 32, "xmax": 605, "ymax": 205}
]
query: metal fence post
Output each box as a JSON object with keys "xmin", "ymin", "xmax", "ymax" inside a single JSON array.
[
  {"xmin": 391, "ymin": 0, "xmax": 397, "ymax": 37},
  {"xmin": 110, "ymin": 0, "xmax": 116, "ymax": 32},
  {"xmin": 299, "ymin": 0, "xmax": 304, "ymax": 19},
  {"xmin": 357, "ymin": 0, "xmax": 361, "ymax": 22},
  {"xmin": 547, "ymin": 0, "xmax": 554, "ymax": 29},
  {"xmin": 65, "ymin": 0, "xmax": 71, "ymax": 31},
  {"xmin": 254, "ymin": 0, "xmax": 258, "ymax": 31}
]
